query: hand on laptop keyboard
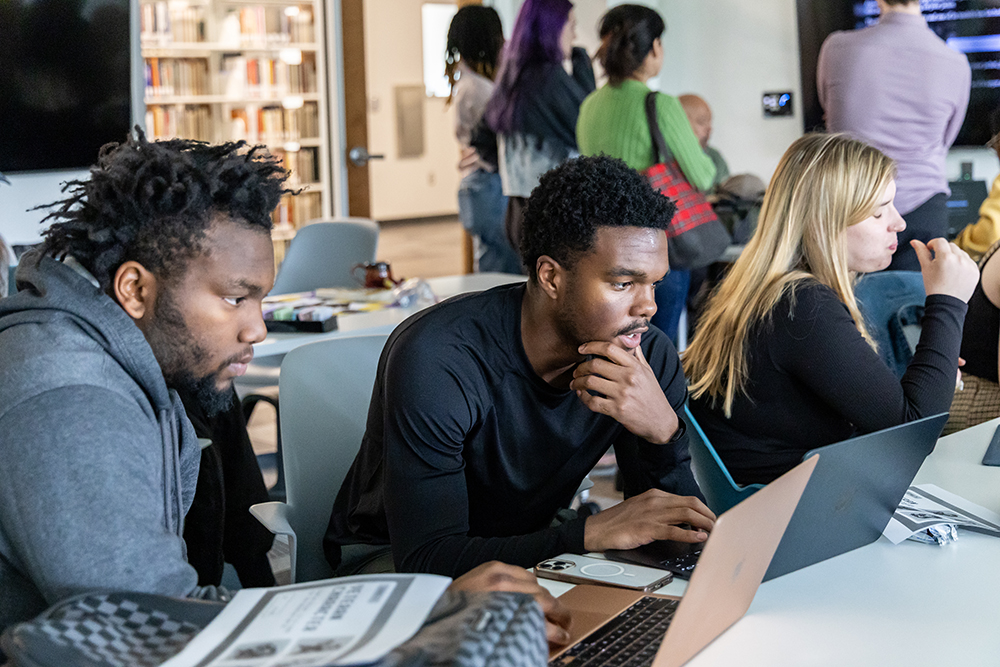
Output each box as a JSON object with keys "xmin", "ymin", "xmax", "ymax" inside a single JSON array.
[{"xmin": 582, "ymin": 489, "xmax": 716, "ymax": 552}]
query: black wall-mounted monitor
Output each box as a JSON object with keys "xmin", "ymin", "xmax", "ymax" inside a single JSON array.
[
  {"xmin": 797, "ymin": 0, "xmax": 1000, "ymax": 146},
  {"xmin": 0, "ymin": 0, "xmax": 132, "ymax": 173}
]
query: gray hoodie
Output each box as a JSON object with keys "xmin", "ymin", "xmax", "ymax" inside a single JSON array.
[{"xmin": 0, "ymin": 252, "xmax": 223, "ymax": 635}]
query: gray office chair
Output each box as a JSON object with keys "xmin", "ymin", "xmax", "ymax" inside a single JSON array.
[
  {"xmin": 269, "ymin": 217, "xmax": 380, "ymax": 295},
  {"xmin": 250, "ymin": 333, "xmax": 389, "ymax": 583},
  {"xmin": 237, "ymin": 218, "xmax": 380, "ymax": 499}
]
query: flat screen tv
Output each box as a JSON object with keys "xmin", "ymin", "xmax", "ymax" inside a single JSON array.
[
  {"xmin": 0, "ymin": 0, "xmax": 132, "ymax": 173},
  {"xmin": 797, "ymin": 0, "xmax": 1000, "ymax": 146}
]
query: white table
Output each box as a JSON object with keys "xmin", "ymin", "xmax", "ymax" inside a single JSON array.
[
  {"xmin": 543, "ymin": 419, "xmax": 1000, "ymax": 665},
  {"xmin": 252, "ymin": 272, "xmax": 525, "ymax": 359}
]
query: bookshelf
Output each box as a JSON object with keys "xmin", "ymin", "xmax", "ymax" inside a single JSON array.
[{"xmin": 139, "ymin": 0, "xmax": 331, "ymax": 262}]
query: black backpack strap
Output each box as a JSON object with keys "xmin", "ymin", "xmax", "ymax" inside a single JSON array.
[{"xmin": 644, "ymin": 91, "xmax": 675, "ymax": 165}]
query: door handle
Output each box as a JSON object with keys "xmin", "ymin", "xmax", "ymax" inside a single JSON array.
[{"xmin": 348, "ymin": 146, "xmax": 385, "ymax": 167}]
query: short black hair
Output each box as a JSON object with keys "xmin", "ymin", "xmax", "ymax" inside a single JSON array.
[
  {"xmin": 37, "ymin": 128, "xmax": 290, "ymax": 291},
  {"xmin": 520, "ymin": 155, "xmax": 676, "ymax": 279}
]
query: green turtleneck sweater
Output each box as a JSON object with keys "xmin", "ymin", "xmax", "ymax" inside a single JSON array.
[{"xmin": 576, "ymin": 79, "xmax": 716, "ymax": 192}]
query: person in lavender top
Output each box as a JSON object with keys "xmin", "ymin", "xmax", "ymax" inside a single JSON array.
[{"xmin": 817, "ymin": 0, "xmax": 970, "ymax": 271}]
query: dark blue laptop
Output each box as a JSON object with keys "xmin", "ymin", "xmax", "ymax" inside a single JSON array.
[{"xmin": 608, "ymin": 413, "xmax": 949, "ymax": 581}]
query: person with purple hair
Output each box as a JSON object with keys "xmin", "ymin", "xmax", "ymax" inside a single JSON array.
[{"xmin": 484, "ymin": 0, "xmax": 595, "ymax": 256}]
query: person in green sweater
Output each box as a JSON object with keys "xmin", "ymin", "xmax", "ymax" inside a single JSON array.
[{"xmin": 576, "ymin": 4, "xmax": 715, "ymax": 344}]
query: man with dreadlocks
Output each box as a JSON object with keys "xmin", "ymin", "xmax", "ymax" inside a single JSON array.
[
  {"xmin": 0, "ymin": 130, "xmax": 286, "ymax": 634},
  {"xmin": 0, "ymin": 130, "xmax": 571, "ymax": 645}
]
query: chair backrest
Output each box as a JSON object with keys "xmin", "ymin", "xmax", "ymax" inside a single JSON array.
[
  {"xmin": 854, "ymin": 270, "xmax": 926, "ymax": 379},
  {"xmin": 683, "ymin": 404, "xmax": 764, "ymax": 514},
  {"xmin": 278, "ymin": 333, "xmax": 389, "ymax": 581},
  {"xmin": 270, "ymin": 218, "xmax": 379, "ymax": 295}
]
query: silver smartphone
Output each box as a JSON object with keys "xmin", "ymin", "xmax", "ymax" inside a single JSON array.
[{"xmin": 534, "ymin": 554, "xmax": 673, "ymax": 592}]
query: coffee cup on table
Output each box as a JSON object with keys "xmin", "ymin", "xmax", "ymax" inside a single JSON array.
[{"xmin": 352, "ymin": 261, "xmax": 398, "ymax": 289}]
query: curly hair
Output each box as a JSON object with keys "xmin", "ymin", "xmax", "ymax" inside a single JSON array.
[
  {"xmin": 37, "ymin": 128, "xmax": 291, "ymax": 291},
  {"xmin": 520, "ymin": 155, "xmax": 676, "ymax": 279}
]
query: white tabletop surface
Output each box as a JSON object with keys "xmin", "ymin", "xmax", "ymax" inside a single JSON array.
[
  {"xmin": 542, "ymin": 418, "xmax": 1000, "ymax": 666},
  {"xmin": 253, "ymin": 272, "xmax": 525, "ymax": 358}
]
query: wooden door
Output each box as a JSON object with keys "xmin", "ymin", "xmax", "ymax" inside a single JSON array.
[{"xmin": 341, "ymin": 0, "xmax": 372, "ymax": 218}]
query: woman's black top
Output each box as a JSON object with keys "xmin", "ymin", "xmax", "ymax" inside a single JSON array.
[
  {"xmin": 960, "ymin": 241, "xmax": 1000, "ymax": 383},
  {"xmin": 689, "ymin": 281, "xmax": 967, "ymax": 484}
]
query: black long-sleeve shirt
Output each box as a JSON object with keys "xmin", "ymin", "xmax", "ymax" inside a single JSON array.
[
  {"xmin": 325, "ymin": 283, "xmax": 699, "ymax": 577},
  {"xmin": 689, "ymin": 281, "xmax": 967, "ymax": 485}
]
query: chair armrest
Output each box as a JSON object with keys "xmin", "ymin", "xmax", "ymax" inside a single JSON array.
[{"xmin": 250, "ymin": 501, "xmax": 298, "ymax": 583}]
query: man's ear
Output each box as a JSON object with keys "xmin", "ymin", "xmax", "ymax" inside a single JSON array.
[
  {"xmin": 113, "ymin": 261, "xmax": 158, "ymax": 323},
  {"xmin": 534, "ymin": 255, "xmax": 565, "ymax": 301}
]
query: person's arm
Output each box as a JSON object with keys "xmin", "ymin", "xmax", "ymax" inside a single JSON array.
[
  {"xmin": 570, "ymin": 47, "xmax": 596, "ymax": 94},
  {"xmin": 816, "ymin": 35, "xmax": 832, "ymax": 112},
  {"xmin": 569, "ymin": 337, "xmax": 714, "ymax": 552},
  {"xmin": 0, "ymin": 387, "xmax": 214, "ymax": 606},
  {"xmin": 943, "ymin": 60, "xmax": 972, "ymax": 149},
  {"xmin": 530, "ymin": 58, "xmax": 594, "ymax": 151},
  {"xmin": 655, "ymin": 94, "xmax": 716, "ymax": 191},
  {"xmin": 975, "ymin": 244, "xmax": 1000, "ymax": 381},
  {"xmin": 776, "ymin": 264, "xmax": 971, "ymax": 434},
  {"xmin": 381, "ymin": 348, "xmax": 589, "ymax": 577}
]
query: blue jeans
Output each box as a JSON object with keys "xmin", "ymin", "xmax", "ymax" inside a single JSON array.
[
  {"xmin": 651, "ymin": 269, "xmax": 691, "ymax": 346},
  {"xmin": 854, "ymin": 271, "xmax": 926, "ymax": 379},
  {"xmin": 458, "ymin": 169, "xmax": 522, "ymax": 274}
]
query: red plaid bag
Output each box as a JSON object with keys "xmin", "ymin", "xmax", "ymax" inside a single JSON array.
[{"xmin": 642, "ymin": 92, "xmax": 730, "ymax": 269}]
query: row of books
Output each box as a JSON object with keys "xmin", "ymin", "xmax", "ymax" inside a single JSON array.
[
  {"xmin": 140, "ymin": 2, "xmax": 204, "ymax": 43},
  {"xmin": 140, "ymin": 3, "xmax": 315, "ymax": 46},
  {"xmin": 235, "ymin": 6, "xmax": 315, "ymax": 45},
  {"xmin": 144, "ymin": 58, "xmax": 209, "ymax": 97},
  {"xmin": 273, "ymin": 190, "xmax": 322, "ymax": 228},
  {"xmin": 229, "ymin": 104, "xmax": 319, "ymax": 144},
  {"xmin": 281, "ymin": 147, "xmax": 320, "ymax": 184},
  {"xmin": 145, "ymin": 105, "xmax": 213, "ymax": 142},
  {"xmin": 221, "ymin": 55, "xmax": 317, "ymax": 98}
]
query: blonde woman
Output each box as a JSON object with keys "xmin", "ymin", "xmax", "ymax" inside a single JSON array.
[{"xmin": 683, "ymin": 134, "xmax": 979, "ymax": 484}]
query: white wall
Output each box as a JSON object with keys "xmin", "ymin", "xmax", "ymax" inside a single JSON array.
[
  {"xmin": 0, "ymin": 170, "xmax": 90, "ymax": 249},
  {"xmin": 363, "ymin": 0, "xmax": 461, "ymax": 221},
  {"xmin": 650, "ymin": 0, "xmax": 802, "ymax": 181},
  {"xmin": 493, "ymin": 0, "xmax": 1000, "ymax": 190}
]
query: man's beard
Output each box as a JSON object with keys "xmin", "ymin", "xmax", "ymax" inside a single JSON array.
[
  {"xmin": 145, "ymin": 289, "xmax": 235, "ymax": 416},
  {"xmin": 555, "ymin": 291, "xmax": 649, "ymax": 352}
]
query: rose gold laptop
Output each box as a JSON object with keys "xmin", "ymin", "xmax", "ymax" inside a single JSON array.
[{"xmin": 550, "ymin": 455, "xmax": 818, "ymax": 667}]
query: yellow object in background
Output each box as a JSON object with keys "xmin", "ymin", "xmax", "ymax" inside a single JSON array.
[{"xmin": 955, "ymin": 173, "xmax": 1000, "ymax": 262}]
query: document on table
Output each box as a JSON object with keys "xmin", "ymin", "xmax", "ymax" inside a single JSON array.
[
  {"xmin": 161, "ymin": 574, "xmax": 451, "ymax": 667},
  {"xmin": 883, "ymin": 484, "xmax": 1000, "ymax": 544}
]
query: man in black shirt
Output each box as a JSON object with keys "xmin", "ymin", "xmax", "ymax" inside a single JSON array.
[{"xmin": 325, "ymin": 156, "xmax": 715, "ymax": 577}]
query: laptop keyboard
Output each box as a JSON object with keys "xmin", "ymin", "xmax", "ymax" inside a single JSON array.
[
  {"xmin": 550, "ymin": 596, "xmax": 678, "ymax": 667},
  {"xmin": 657, "ymin": 548, "xmax": 702, "ymax": 579}
]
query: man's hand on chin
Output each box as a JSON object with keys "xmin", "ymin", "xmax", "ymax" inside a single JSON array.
[
  {"xmin": 583, "ymin": 490, "xmax": 717, "ymax": 552},
  {"xmin": 449, "ymin": 561, "xmax": 572, "ymax": 646},
  {"xmin": 570, "ymin": 340, "xmax": 678, "ymax": 444}
]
